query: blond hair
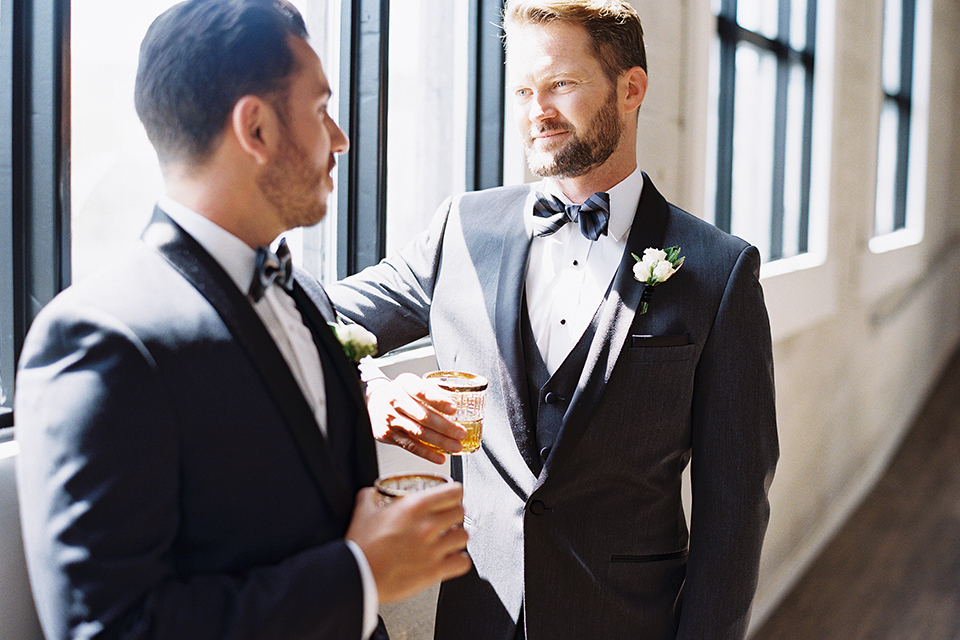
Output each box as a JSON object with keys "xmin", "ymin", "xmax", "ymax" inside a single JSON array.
[{"xmin": 503, "ymin": 0, "xmax": 647, "ymax": 80}]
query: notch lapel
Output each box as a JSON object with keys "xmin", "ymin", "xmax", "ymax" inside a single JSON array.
[
  {"xmin": 540, "ymin": 174, "xmax": 671, "ymax": 480},
  {"xmin": 141, "ymin": 209, "xmax": 356, "ymax": 523}
]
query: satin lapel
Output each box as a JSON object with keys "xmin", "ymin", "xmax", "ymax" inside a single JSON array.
[
  {"xmin": 291, "ymin": 273, "xmax": 379, "ymax": 484},
  {"xmin": 541, "ymin": 174, "xmax": 671, "ymax": 480},
  {"xmin": 493, "ymin": 188, "xmax": 538, "ymax": 473},
  {"xmin": 141, "ymin": 209, "xmax": 356, "ymax": 522}
]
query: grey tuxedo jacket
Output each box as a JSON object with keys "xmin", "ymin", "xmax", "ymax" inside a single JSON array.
[
  {"xmin": 329, "ymin": 175, "xmax": 778, "ymax": 640},
  {"xmin": 15, "ymin": 210, "xmax": 383, "ymax": 640}
]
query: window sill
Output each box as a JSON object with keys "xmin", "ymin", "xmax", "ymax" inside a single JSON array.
[
  {"xmin": 861, "ymin": 229, "xmax": 926, "ymax": 304},
  {"xmin": 761, "ymin": 252, "xmax": 836, "ymax": 343}
]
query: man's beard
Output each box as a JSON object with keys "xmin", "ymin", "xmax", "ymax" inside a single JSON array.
[
  {"xmin": 524, "ymin": 88, "xmax": 624, "ymax": 179},
  {"xmin": 257, "ymin": 125, "xmax": 328, "ymax": 231}
]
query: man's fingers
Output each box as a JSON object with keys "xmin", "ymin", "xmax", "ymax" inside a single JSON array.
[
  {"xmin": 384, "ymin": 409, "xmax": 465, "ymax": 454},
  {"xmin": 397, "ymin": 372, "xmax": 458, "ymax": 415},
  {"xmin": 381, "ymin": 430, "xmax": 448, "ymax": 464}
]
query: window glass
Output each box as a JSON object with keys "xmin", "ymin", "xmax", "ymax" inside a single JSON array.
[
  {"xmin": 708, "ymin": 0, "xmax": 818, "ymax": 263},
  {"xmin": 730, "ymin": 43, "xmax": 777, "ymax": 260},
  {"xmin": 881, "ymin": 0, "xmax": 903, "ymax": 94},
  {"xmin": 385, "ymin": 1, "xmax": 469, "ymax": 254},
  {"xmin": 790, "ymin": 0, "xmax": 809, "ymax": 50},
  {"xmin": 873, "ymin": 0, "xmax": 923, "ymax": 240},
  {"xmin": 737, "ymin": 0, "xmax": 778, "ymax": 41},
  {"xmin": 71, "ymin": 1, "xmax": 340, "ymax": 283},
  {"xmin": 875, "ymin": 101, "xmax": 900, "ymax": 236}
]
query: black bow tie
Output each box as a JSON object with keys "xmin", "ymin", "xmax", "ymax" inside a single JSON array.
[
  {"xmin": 532, "ymin": 191, "xmax": 611, "ymax": 241},
  {"xmin": 249, "ymin": 238, "xmax": 293, "ymax": 302}
]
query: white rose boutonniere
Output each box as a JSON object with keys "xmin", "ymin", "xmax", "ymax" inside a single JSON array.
[
  {"xmin": 632, "ymin": 246, "xmax": 685, "ymax": 314},
  {"xmin": 328, "ymin": 319, "xmax": 378, "ymax": 364}
]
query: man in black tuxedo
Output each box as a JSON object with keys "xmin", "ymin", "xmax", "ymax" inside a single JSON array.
[{"xmin": 14, "ymin": 1, "xmax": 470, "ymax": 639}]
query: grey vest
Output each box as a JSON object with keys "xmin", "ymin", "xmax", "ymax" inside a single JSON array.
[{"xmin": 520, "ymin": 291, "xmax": 603, "ymax": 477}]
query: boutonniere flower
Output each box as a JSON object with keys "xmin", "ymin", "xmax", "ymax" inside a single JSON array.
[
  {"xmin": 632, "ymin": 246, "xmax": 685, "ymax": 314},
  {"xmin": 328, "ymin": 319, "xmax": 378, "ymax": 363}
]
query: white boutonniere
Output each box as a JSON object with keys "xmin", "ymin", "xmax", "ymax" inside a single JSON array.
[
  {"xmin": 328, "ymin": 319, "xmax": 378, "ymax": 363},
  {"xmin": 632, "ymin": 246, "xmax": 685, "ymax": 314}
]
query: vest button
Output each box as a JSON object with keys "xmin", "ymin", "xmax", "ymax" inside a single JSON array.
[
  {"xmin": 529, "ymin": 500, "xmax": 546, "ymax": 516},
  {"xmin": 540, "ymin": 446, "xmax": 551, "ymax": 462},
  {"xmin": 544, "ymin": 391, "xmax": 558, "ymax": 404}
]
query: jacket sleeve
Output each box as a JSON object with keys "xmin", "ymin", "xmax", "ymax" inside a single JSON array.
[
  {"xmin": 677, "ymin": 245, "xmax": 779, "ymax": 639},
  {"xmin": 327, "ymin": 197, "xmax": 453, "ymax": 354},
  {"xmin": 14, "ymin": 303, "xmax": 367, "ymax": 640}
]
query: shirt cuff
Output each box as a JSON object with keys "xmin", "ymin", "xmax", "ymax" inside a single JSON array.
[{"xmin": 345, "ymin": 539, "xmax": 380, "ymax": 640}]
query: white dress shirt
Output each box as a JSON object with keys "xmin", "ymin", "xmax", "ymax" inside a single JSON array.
[
  {"xmin": 524, "ymin": 169, "xmax": 644, "ymax": 375},
  {"xmin": 158, "ymin": 197, "xmax": 379, "ymax": 640}
]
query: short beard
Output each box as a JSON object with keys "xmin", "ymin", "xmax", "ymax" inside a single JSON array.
[
  {"xmin": 524, "ymin": 88, "xmax": 624, "ymax": 179},
  {"xmin": 257, "ymin": 122, "xmax": 328, "ymax": 230}
]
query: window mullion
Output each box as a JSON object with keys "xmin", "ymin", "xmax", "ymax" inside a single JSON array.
[
  {"xmin": 337, "ymin": 0, "xmax": 389, "ymax": 278},
  {"xmin": 714, "ymin": 14, "xmax": 737, "ymax": 233},
  {"xmin": 466, "ymin": 0, "xmax": 505, "ymax": 191},
  {"xmin": 1, "ymin": 0, "xmax": 69, "ymax": 408}
]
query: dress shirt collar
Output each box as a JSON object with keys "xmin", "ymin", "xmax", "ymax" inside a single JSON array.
[
  {"xmin": 535, "ymin": 167, "xmax": 644, "ymax": 243},
  {"xmin": 157, "ymin": 195, "xmax": 269, "ymax": 296}
]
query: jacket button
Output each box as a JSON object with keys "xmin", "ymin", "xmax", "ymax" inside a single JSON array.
[
  {"xmin": 544, "ymin": 392, "xmax": 558, "ymax": 404},
  {"xmin": 529, "ymin": 500, "xmax": 546, "ymax": 515}
]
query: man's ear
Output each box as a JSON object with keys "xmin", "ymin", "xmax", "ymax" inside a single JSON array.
[
  {"xmin": 621, "ymin": 66, "xmax": 648, "ymax": 114},
  {"xmin": 231, "ymin": 95, "xmax": 276, "ymax": 165}
]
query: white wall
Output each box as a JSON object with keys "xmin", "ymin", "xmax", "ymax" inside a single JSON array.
[{"xmin": 630, "ymin": 0, "xmax": 960, "ymax": 632}]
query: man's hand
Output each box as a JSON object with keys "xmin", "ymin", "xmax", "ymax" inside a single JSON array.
[
  {"xmin": 346, "ymin": 483, "xmax": 471, "ymax": 604},
  {"xmin": 366, "ymin": 372, "xmax": 466, "ymax": 464}
]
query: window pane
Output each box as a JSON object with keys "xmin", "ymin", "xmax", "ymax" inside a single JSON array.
[
  {"xmin": 782, "ymin": 63, "xmax": 808, "ymax": 258},
  {"xmin": 881, "ymin": 0, "xmax": 903, "ymax": 94},
  {"xmin": 71, "ymin": 1, "xmax": 340, "ymax": 283},
  {"xmin": 70, "ymin": 0, "xmax": 176, "ymax": 283},
  {"xmin": 875, "ymin": 101, "xmax": 900, "ymax": 236},
  {"xmin": 737, "ymin": 0, "xmax": 779, "ymax": 40},
  {"xmin": 386, "ymin": 0, "xmax": 469, "ymax": 254},
  {"xmin": 730, "ymin": 43, "xmax": 778, "ymax": 260},
  {"xmin": 790, "ymin": 0, "xmax": 809, "ymax": 50}
]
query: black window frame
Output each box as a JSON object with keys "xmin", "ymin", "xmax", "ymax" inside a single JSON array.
[
  {"xmin": 714, "ymin": 0, "xmax": 817, "ymax": 262},
  {"xmin": 1, "ymin": 0, "xmax": 70, "ymax": 413},
  {"xmin": 0, "ymin": 0, "xmax": 506, "ymax": 409},
  {"xmin": 336, "ymin": 0, "xmax": 505, "ymax": 278}
]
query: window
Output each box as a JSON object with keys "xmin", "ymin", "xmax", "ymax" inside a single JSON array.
[
  {"xmin": 1, "ymin": 0, "xmax": 507, "ymax": 409},
  {"xmin": 873, "ymin": 0, "xmax": 923, "ymax": 241},
  {"xmin": 705, "ymin": 0, "xmax": 817, "ymax": 263},
  {"xmin": 0, "ymin": 0, "xmax": 70, "ymax": 411}
]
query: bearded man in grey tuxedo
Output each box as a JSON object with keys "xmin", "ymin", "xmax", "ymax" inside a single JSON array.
[{"xmin": 328, "ymin": 1, "xmax": 778, "ymax": 638}]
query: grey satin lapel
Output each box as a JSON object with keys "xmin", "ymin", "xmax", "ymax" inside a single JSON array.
[
  {"xmin": 493, "ymin": 188, "xmax": 538, "ymax": 471},
  {"xmin": 541, "ymin": 174, "xmax": 671, "ymax": 479},
  {"xmin": 141, "ymin": 209, "xmax": 357, "ymax": 522}
]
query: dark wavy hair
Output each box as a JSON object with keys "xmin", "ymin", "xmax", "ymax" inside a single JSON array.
[
  {"xmin": 134, "ymin": 0, "xmax": 309, "ymax": 167},
  {"xmin": 503, "ymin": 0, "xmax": 647, "ymax": 80}
]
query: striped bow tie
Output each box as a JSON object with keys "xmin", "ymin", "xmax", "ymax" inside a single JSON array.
[
  {"xmin": 249, "ymin": 238, "xmax": 294, "ymax": 302},
  {"xmin": 532, "ymin": 191, "xmax": 610, "ymax": 241}
]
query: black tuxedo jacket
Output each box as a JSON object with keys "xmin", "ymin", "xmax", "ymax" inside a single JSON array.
[{"xmin": 15, "ymin": 210, "xmax": 383, "ymax": 639}]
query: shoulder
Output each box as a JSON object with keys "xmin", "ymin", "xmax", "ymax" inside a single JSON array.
[
  {"xmin": 25, "ymin": 241, "xmax": 225, "ymax": 360},
  {"xmin": 455, "ymin": 183, "xmax": 531, "ymax": 212}
]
